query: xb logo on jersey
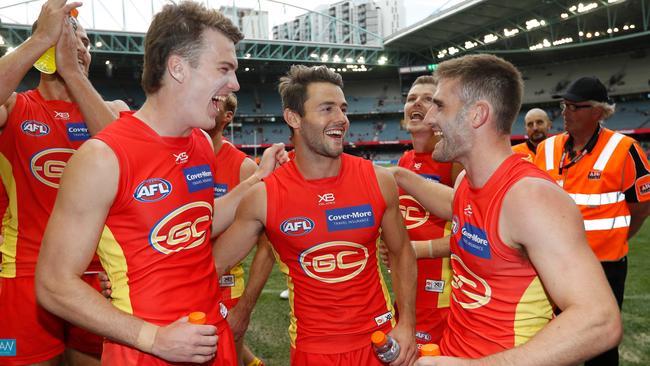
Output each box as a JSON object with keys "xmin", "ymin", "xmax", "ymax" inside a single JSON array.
[
  {"xmin": 299, "ymin": 241, "xmax": 368, "ymax": 283},
  {"xmin": 399, "ymin": 195, "xmax": 429, "ymax": 229},
  {"xmin": 318, "ymin": 192, "xmax": 335, "ymax": 205},
  {"xmin": 450, "ymin": 254, "xmax": 492, "ymax": 309},
  {"xmin": 30, "ymin": 148, "xmax": 75, "ymax": 188},
  {"xmin": 149, "ymin": 202, "xmax": 212, "ymax": 254}
]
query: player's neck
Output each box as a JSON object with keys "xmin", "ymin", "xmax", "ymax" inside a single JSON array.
[
  {"xmin": 411, "ymin": 132, "xmax": 437, "ymax": 153},
  {"xmin": 37, "ymin": 75, "xmax": 72, "ymax": 102},
  {"xmin": 463, "ymin": 137, "xmax": 513, "ymax": 189},
  {"xmin": 212, "ymin": 132, "xmax": 224, "ymax": 154},
  {"xmin": 135, "ymin": 97, "xmax": 192, "ymax": 137},
  {"xmin": 293, "ymin": 146, "xmax": 342, "ymax": 180}
]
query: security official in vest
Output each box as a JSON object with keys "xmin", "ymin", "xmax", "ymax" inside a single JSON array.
[{"xmin": 535, "ymin": 76, "xmax": 650, "ymax": 366}]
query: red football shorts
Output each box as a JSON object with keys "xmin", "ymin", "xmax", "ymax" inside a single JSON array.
[
  {"xmin": 0, "ymin": 276, "xmax": 64, "ymax": 365},
  {"xmin": 290, "ymin": 344, "xmax": 385, "ymax": 366},
  {"xmin": 102, "ymin": 320, "xmax": 236, "ymax": 366}
]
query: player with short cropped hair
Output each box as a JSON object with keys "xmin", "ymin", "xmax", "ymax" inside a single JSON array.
[
  {"xmin": 214, "ymin": 64, "xmax": 418, "ymax": 366},
  {"xmin": 389, "ymin": 54, "xmax": 621, "ymax": 366},
  {"xmin": 35, "ymin": 2, "xmax": 285, "ymax": 365}
]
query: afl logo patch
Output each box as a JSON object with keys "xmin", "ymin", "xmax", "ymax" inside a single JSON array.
[
  {"xmin": 134, "ymin": 178, "xmax": 172, "ymax": 202},
  {"xmin": 280, "ymin": 217, "xmax": 315, "ymax": 236},
  {"xmin": 21, "ymin": 120, "xmax": 50, "ymax": 136},
  {"xmin": 451, "ymin": 215, "xmax": 460, "ymax": 235}
]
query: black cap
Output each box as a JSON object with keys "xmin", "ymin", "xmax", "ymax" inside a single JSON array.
[{"xmin": 552, "ymin": 76, "xmax": 611, "ymax": 103}]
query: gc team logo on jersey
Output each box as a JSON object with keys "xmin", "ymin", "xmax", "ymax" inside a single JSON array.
[
  {"xmin": 299, "ymin": 241, "xmax": 368, "ymax": 283},
  {"xmin": 399, "ymin": 195, "xmax": 429, "ymax": 229},
  {"xmin": 280, "ymin": 217, "xmax": 314, "ymax": 236},
  {"xmin": 134, "ymin": 178, "xmax": 172, "ymax": 202},
  {"xmin": 149, "ymin": 201, "xmax": 212, "ymax": 255},
  {"xmin": 450, "ymin": 254, "xmax": 491, "ymax": 309},
  {"xmin": 30, "ymin": 148, "xmax": 75, "ymax": 188},
  {"xmin": 21, "ymin": 120, "xmax": 50, "ymax": 137}
]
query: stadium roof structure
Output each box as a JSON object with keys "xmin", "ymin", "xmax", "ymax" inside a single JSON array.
[{"xmin": 385, "ymin": 0, "xmax": 650, "ymax": 66}]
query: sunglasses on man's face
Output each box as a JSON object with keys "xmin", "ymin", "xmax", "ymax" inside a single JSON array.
[{"xmin": 560, "ymin": 101, "xmax": 592, "ymax": 112}]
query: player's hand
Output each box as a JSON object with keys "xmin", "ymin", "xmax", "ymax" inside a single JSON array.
[
  {"xmin": 55, "ymin": 16, "xmax": 82, "ymax": 78},
  {"xmin": 33, "ymin": 0, "xmax": 82, "ymax": 47},
  {"xmin": 378, "ymin": 240, "xmax": 391, "ymax": 269},
  {"xmin": 226, "ymin": 302, "xmax": 251, "ymax": 341},
  {"xmin": 254, "ymin": 143, "xmax": 287, "ymax": 180},
  {"xmin": 151, "ymin": 316, "xmax": 218, "ymax": 363},
  {"xmin": 98, "ymin": 272, "xmax": 112, "ymax": 299},
  {"xmin": 414, "ymin": 356, "xmax": 469, "ymax": 366},
  {"xmin": 388, "ymin": 323, "xmax": 417, "ymax": 366}
]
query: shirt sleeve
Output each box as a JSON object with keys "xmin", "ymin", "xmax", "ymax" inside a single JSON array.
[{"xmin": 623, "ymin": 142, "xmax": 650, "ymax": 203}]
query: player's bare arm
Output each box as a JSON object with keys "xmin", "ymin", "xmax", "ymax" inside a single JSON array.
[
  {"xmin": 54, "ymin": 15, "xmax": 128, "ymax": 134},
  {"xmin": 214, "ymin": 183, "xmax": 267, "ymax": 276},
  {"xmin": 226, "ymin": 236, "xmax": 275, "ymax": 341},
  {"xmin": 481, "ymin": 178, "xmax": 621, "ymax": 365},
  {"xmin": 390, "ymin": 166, "xmax": 454, "ymax": 221},
  {"xmin": 375, "ymin": 165, "xmax": 418, "ymax": 366},
  {"xmin": 212, "ymin": 143, "xmax": 286, "ymax": 236},
  {"xmin": 36, "ymin": 139, "xmax": 219, "ymax": 363}
]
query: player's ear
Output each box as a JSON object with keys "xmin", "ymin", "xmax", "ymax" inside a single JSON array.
[
  {"xmin": 471, "ymin": 101, "xmax": 490, "ymax": 129},
  {"xmin": 167, "ymin": 54, "xmax": 186, "ymax": 84},
  {"xmin": 284, "ymin": 109, "xmax": 301, "ymax": 129}
]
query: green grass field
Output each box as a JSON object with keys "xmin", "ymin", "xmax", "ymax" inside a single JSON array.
[{"xmin": 241, "ymin": 221, "xmax": 650, "ymax": 365}]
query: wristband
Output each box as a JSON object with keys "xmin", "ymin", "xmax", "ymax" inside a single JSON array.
[
  {"xmin": 135, "ymin": 321, "xmax": 159, "ymax": 354},
  {"xmin": 428, "ymin": 240, "xmax": 434, "ymax": 258}
]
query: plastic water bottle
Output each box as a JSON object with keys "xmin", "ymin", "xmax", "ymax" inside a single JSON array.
[
  {"xmin": 420, "ymin": 343, "xmax": 441, "ymax": 357},
  {"xmin": 371, "ymin": 331, "xmax": 400, "ymax": 363},
  {"xmin": 33, "ymin": 9, "xmax": 79, "ymax": 74}
]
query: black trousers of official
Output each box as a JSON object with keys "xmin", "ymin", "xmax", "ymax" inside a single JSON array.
[{"xmin": 584, "ymin": 257, "xmax": 627, "ymax": 366}]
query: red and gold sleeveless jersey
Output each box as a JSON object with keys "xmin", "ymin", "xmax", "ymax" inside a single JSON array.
[
  {"xmin": 398, "ymin": 150, "xmax": 453, "ymax": 343},
  {"xmin": 213, "ymin": 140, "xmax": 248, "ymax": 302},
  {"xmin": 94, "ymin": 112, "xmax": 226, "ymax": 326},
  {"xmin": 442, "ymin": 154, "xmax": 553, "ymax": 358},
  {"xmin": 0, "ymin": 89, "xmax": 102, "ymax": 278},
  {"xmin": 264, "ymin": 153, "xmax": 394, "ymax": 353}
]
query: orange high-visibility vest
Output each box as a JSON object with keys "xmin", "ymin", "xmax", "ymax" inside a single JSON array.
[
  {"xmin": 511, "ymin": 140, "xmax": 536, "ymax": 162},
  {"xmin": 535, "ymin": 128, "xmax": 639, "ymax": 261}
]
